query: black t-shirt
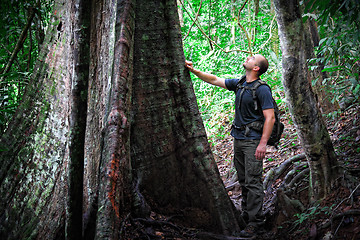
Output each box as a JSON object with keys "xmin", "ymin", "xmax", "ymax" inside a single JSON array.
[{"xmin": 225, "ymin": 78, "xmax": 274, "ymax": 140}]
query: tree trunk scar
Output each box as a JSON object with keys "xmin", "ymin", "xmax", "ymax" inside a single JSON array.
[{"xmin": 108, "ymin": 153, "xmax": 120, "ymax": 218}]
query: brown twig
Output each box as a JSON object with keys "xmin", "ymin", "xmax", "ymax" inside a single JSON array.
[
  {"xmin": 237, "ymin": 0, "xmax": 253, "ymax": 55},
  {"xmin": 333, "ymin": 183, "xmax": 360, "ymax": 212},
  {"xmin": 179, "ymin": 0, "xmax": 251, "ymax": 54},
  {"xmin": 181, "ymin": 0, "xmax": 276, "ymax": 56},
  {"xmin": 254, "ymin": 14, "xmax": 276, "ymax": 54},
  {"xmin": 182, "ymin": 0, "xmax": 203, "ymax": 42}
]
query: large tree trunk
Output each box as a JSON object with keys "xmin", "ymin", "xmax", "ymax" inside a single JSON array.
[
  {"xmin": 82, "ymin": 0, "xmax": 135, "ymax": 239},
  {"xmin": 130, "ymin": 0, "xmax": 241, "ymax": 235},
  {"xmin": 273, "ymin": 0, "xmax": 340, "ymax": 200},
  {"xmin": 0, "ymin": 0, "xmax": 74, "ymax": 238},
  {"xmin": 0, "ymin": 0, "xmax": 242, "ymax": 239}
]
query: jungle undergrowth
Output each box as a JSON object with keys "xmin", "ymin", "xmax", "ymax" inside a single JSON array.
[{"xmin": 209, "ymin": 102, "xmax": 360, "ymax": 239}]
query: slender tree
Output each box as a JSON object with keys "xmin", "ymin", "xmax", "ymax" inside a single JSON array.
[
  {"xmin": 273, "ymin": 0, "xmax": 340, "ymax": 200},
  {"xmin": 0, "ymin": 0, "xmax": 243, "ymax": 239}
]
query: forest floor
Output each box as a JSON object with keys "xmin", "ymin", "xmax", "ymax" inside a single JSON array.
[
  {"xmin": 213, "ymin": 104, "xmax": 360, "ymax": 240},
  {"xmin": 123, "ymin": 104, "xmax": 360, "ymax": 240}
]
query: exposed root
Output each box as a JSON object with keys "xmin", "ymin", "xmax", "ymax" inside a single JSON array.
[
  {"xmin": 287, "ymin": 168, "xmax": 309, "ymax": 188},
  {"xmin": 122, "ymin": 214, "xmax": 256, "ymax": 240},
  {"xmin": 131, "ymin": 176, "xmax": 151, "ymax": 218},
  {"xmin": 263, "ymin": 153, "xmax": 308, "ymax": 218},
  {"xmin": 224, "ymin": 162, "xmax": 238, "ymax": 190},
  {"xmin": 263, "ymin": 153, "xmax": 306, "ymax": 191},
  {"xmin": 277, "ymin": 188, "xmax": 305, "ymax": 213},
  {"xmin": 262, "ymin": 150, "xmax": 360, "ymax": 240}
]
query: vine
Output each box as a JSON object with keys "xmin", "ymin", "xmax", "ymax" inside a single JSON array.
[
  {"xmin": 180, "ymin": 0, "xmax": 276, "ymax": 56},
  {"xmin": 179, "ymin": 0, "xmax": 252, "ymax": 54}
]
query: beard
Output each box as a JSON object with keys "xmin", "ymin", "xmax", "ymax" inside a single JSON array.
[{"xmin": 243, "ymin": 62, "xmax": 249, "ymax": 70}]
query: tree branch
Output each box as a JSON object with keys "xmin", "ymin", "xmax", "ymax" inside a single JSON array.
[
  {"xmin": 333, "ymin": 183, "xmax": 360, "ymax": 212},
  {"xmin": 182, "ymin": 0, "xmax": 202, "ymax": 41},
  {"xmin": 179, "ymin": 0, "xmax": 251, "ymax": 54},
  {"xmin": 180, "ymin": 0, "xmax": 278, "ymax": 56},
  {"xmin": 254, "ymin": 14, "xmax": 277, "ymax": 54},
  {"xmin": 236, "ymin": 0, "xmax": 253, "ymax": 55}
]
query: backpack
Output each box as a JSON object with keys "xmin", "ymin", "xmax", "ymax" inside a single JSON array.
[{"xmin": 234, "ymin": 76, "xmax": 284, "ymax": 147}]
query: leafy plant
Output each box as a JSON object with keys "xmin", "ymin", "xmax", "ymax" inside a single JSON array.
[
  {"xmin": 293, "ymin": 203, "xmax": 334, "ymax": 227},
  {"xmin": 0, "ymin": 0, "xmax": 53, "ymax": 133},
  {"xmin": 304, "ymin": 0, "xmax": 360, "ymax": 108}
]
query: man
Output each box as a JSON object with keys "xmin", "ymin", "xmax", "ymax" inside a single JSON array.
[{"xmin": 185, "ymin": 54, "xmax": 275, "ymax": 238}]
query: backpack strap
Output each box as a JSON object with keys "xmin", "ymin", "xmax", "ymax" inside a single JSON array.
[
  {"xmin": 233, "ymin": 78, "xmax": 283, "ymax": 145},
  {"xmin": 251, "ymin": 79, "xmax": 270, "ymax": 111},
  {"xmin": 236, "ymin": 78, "xmax": 263, "ymax": 112},
  {"xmin": 235, "ymin": 75, "xmax": 246, "ymax": 93},
  {"xmin": 233, "ymin": 78, "xmax": 271, "ymax": 136}
]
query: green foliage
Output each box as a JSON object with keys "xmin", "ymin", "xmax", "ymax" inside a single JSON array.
[
  {"xmin": 181, "ymin": 0, "xmax": 359, "ymax": 141},
  {"xmin": 304, "ymin": 0, "xmax": 360, "ymax": 31},
  {"xmin": 304, "ymin": 0, "xmax": 360, "ymax": 107},
  {"xmin": 0, "ymin": 0, "xmax": 53, "ymax": 133},
  {"xmin": 293, "ymin": 203, "xmax": 335, "ymax": 227},
  {"xmin": 180, "ymin": 0, "xmax": 284, "ymax": 139}
]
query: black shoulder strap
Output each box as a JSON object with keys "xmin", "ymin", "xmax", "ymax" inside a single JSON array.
[
  {"xmin": 236, "ymin": 77, "xmax": 271, "ymax": 111},
  {"xmin": 235, "ymin": 75, "xmax": 246, "ymax": 93},
  {"xmin": 250, "ymin": 79, "xmax": 268, "ymax": 111},
  {"xmin": 254, "ymin": 80, "xmax": 270, "ymax": 91}
]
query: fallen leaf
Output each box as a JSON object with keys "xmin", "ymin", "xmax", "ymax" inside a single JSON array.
[{"xmin": 155, "ymin": 231, "xmax": 163, "ymax": 236}]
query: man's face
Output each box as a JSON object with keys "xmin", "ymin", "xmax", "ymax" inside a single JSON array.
[{"xmin": 243, "ymin": 55, "xmax": 257, "ymax": 70}]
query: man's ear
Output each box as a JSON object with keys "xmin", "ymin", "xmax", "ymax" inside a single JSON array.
[{"xmin": 253, "ymin": 66, "xmax": 260, "ymax": 72}]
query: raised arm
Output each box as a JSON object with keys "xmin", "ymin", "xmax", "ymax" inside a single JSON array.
[{"xmin": 185, "ymin": 60, "xmax": 227, "ymax": 89}]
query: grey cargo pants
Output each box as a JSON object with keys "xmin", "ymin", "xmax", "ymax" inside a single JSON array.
[{"xmin": 233, "ymin": 139, "xmax": 265, "ymax": 228}]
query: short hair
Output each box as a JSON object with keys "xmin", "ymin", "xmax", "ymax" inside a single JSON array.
[{"xmin": 256, "ymin": 55, "xmax": 269, "ymax": 76}]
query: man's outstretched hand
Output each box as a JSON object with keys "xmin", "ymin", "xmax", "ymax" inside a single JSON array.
[{"xmin": 185, "ymin": 60, "xmax": 194, "ymax": 72}]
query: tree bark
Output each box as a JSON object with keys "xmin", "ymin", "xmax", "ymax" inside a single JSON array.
[
  {"xmin": 130, "ymin": 0, "xmax": 242, "ymax": 235},
  {"xmin": 83, "ymin": 0, "xmax": 135, "ymax": 238},
  {"xmin": 273, "ymin": 0, "xmax": 340, "ymax": 201},
  {"xmin": 0, "ymin": 0, "xmax": 71, "ymax": 238},
  {"xmin": 66, "ymin": 0, "xmax": 91, "ymax": 238},
  {"xmin": 1, "ymin": 0, "xmax": 243, "ymax": 238}
]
